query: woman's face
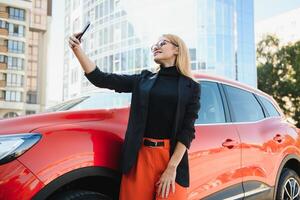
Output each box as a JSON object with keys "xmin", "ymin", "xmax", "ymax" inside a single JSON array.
[{"xmin": 151, "ymin": 36, "xmax": 178, "ymax": 65}]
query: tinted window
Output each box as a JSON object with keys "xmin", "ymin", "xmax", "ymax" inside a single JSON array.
[
  {"xmin": 258, "ymin": 96, "xmax": 280, "ymax": 117},
  {"xmin": 196, "ymin": 81, "xmax": 226, "ymax": 124},
  {"xmin": 224, "ymin": 85, "xmax": 264, "ymax": 122}
]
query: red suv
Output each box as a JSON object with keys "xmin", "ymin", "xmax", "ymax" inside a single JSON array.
[{"xmin": 0, "ymin": 73, "xmax": 299, "ymax": 200}]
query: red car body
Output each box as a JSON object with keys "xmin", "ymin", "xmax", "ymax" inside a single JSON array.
[{"xmin": 0, "ymin": 73, "xmax": 299, "ymax": 200}]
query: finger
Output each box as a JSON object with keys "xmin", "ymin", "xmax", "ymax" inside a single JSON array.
[
  {"xmin": 172, "ymin": 181, "xmax": 176, "ymax": 194},
  {"xmin": 70, "ymin": 35, "xmax": 77, "ymax": 43},
  {"xmin": 70, "ymin": 36, "xmax": 80, "ymax": 45},
  {"xmin": 165, "ymin": 181, "xmax": 170, "ymax": 198},
  {"xmin": 74, "ymin": 37, "xmax": 81, "ymax": 45},
  {"xmin": 161, "ymin": 182, "xmax": 166, "ymax": 198},
  {"xmin": 73, "ymin": 32, "xmax": 82, "ymax": 37},
  {"xmin": 69, "ymin": 40, "xmax": 76, "ymax": 48},
  {"xmin": 156, "ymin": 183, "xmax": 162, "ymax": 197},
  {"xmin": 68, "ymin": 40, "xmax": 74, "ymax": 48}
]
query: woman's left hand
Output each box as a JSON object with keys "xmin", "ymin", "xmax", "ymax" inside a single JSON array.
[{"xmin": 156, "ymin": 164, "xmax": 177, "ymax": 198}]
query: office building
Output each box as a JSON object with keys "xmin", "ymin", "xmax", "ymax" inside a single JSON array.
[{"xmin": 63, "ymin": 0, "xmax": 256, "ymax": 100}]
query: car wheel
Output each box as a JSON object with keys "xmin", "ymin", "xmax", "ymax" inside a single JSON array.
[
  {"xmin": 276, "ymin": 168, "xmax": 300, "ymax": 200},
  {"xmin": 50, "ymin": 189, "xmax": 112, "ymax": 200}
]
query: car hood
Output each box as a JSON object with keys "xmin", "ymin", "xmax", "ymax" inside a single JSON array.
[{"xmin": 0, "ymin": 109, "xmax": 114, "ymax": 135}]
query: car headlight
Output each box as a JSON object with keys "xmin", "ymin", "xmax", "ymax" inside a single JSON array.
[{"xmin": 0, "ymin": 133, "xmax": 42, "ymax": 165}]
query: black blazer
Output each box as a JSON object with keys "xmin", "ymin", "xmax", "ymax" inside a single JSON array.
[{"xmin": 84, "ymin": 66, "xmax": 201, "ymax": 187}]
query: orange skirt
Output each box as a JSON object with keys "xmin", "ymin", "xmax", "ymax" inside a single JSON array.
[{"xmin": 119, "ymin": 137, "xmax": 187, "ymax": 200}]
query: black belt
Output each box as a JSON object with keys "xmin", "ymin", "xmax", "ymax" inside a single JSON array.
[{"xmin": 144, "ymin": 139, "xmax": 165, "ymax": 147}]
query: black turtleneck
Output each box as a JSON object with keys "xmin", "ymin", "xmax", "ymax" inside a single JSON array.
[{"xmin": 144, "ymin": 65, "xmax": 180, "ymax": 139}]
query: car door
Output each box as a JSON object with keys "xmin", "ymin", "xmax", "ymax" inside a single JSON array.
[
  {"xmin": 188, "ymin": 81, "xmax": 243, "ymax": 200},
  {"xmin": 222, "ymin": 84, "xmax": 286, "ymax": 199}
]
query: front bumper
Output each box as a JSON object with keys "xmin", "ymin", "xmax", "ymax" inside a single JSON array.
[{"xmin": 0, "ymin": 159, "xmax": 44, "ymax": 200}]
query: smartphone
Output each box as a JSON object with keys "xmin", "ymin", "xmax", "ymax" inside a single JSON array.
[{"xmin": 76, "ymin": 21, "xmax": 90, "ymax": 41}]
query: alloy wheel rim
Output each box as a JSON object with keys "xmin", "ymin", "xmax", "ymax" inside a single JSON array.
[{"xmin": 281, "ymin": 177, "xmax": 300, "ymax": 200}]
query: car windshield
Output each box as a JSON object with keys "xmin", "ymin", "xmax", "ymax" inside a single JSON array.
[{"xmin": 44, "ymin": 92, "xmax": 132, "ymax": 112}]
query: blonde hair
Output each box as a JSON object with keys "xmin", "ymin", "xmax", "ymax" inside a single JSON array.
[{"xmin": 154, "ymin": 33, "xmax": 198, "ymax": 83}]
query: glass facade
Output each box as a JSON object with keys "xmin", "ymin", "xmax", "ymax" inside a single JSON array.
[
  {"xmin": 196, "ymin": 0, "xmax": 256, "ymax": 86},
  {"xmin": 81, "ymin": 0, "xmax": 146, "ymax": 75},
  {"xmin": 64, "ymin": 0, "xmax": 256, "ymax": 100}
]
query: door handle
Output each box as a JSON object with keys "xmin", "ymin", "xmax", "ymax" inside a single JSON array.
[
  {"xmin": 273, "ymin": 134, "xmax": 284, "ymax": 143},
  {"xmin": 222, "ymin": 139, "xmax": 238, "ymax": 149}
]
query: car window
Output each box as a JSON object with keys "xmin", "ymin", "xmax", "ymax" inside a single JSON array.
[
  {"xmin": 224, "ymin": 85, "xmax": 264, "ymax": 122},
  {"xmin": 45, "ymin": 92, "xmax": 132, "ymax": 112},
  {"xmin": 258, "ymin": 96, "xmax": 280, "ymax": 117},
  {"xmin": 196, "ymin": 81, "xmax": 226, "ymax": 124},
  {"xmin": 68, "ymin": 92, "xmax": 131, "ymax": 111}
]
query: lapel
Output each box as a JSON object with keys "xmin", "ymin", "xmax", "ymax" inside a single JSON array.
[{"xmin": 139, "ymin": 71, "xmax": 192, "ymax": 135}]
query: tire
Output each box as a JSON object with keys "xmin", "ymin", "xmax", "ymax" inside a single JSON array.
[
  {"xmin": 50, "ymin": 189, "xmax": 112, "ymax": 200},
  {"xmin": 276, "ymin": 168, "xmax": 300, "ymax": 200}
]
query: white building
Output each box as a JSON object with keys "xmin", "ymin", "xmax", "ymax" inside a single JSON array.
[{"xmin": 255, "ymin": 7, "xmax": 300, "ymax": 45}]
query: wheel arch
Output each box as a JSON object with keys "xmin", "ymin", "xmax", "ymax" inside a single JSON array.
[
  {"xmin": 273, "ymin": 154, "xmax": 300, "ymax": 199},
  {"xmin": 32, "ymin": 166, "xmax": 121, "ymax": 200}
]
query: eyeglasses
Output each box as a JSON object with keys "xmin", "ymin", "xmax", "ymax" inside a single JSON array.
[{"xmin": 151, "ymin": 39, "xmax": 179, "ymax": 52}]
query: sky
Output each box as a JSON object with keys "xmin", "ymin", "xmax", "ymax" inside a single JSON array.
[
  {"xmin": 254, "ymin": 0, "xmax": 300, "ymax": 21},
  {"xmin": 46, "ymin": 0, "xmax": 300, "ymax": 107}
]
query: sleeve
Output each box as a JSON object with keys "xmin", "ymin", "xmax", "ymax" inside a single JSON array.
[
  {"xmin": 84, "ymin": 65, "xmax": 145, "ymax": 93},
  {"xmin": 176, "ymin": 82, "xmax": 201, "ymax": 149}
]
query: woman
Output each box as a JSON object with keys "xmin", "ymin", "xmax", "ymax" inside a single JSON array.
[{"xmin": 69, "ymin": 33, "xmax": 201, "ymax": 200}]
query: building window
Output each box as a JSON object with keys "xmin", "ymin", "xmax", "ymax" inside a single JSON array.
[
  {"xmin": 8, "ymin": 23, "xmax": 25, "ymax": 37},
  {"xmin": 0, "ymin": 20, "xmax": 7, "ymax": 29},
  {"xmin": 8, "ymin": 7, "xmax": 25, "ymax": 21},
  {"xmin": 7, "ymin": 56, "xmax": 24, "ymax": 70},
  {"xmin": 104, "ymin": 27, "xmax": 108, "ymax": 44},
  {"xmin": 128, "ymin": 23, "xmax": 134, "ymax": 37},
  {"xmin": 7, "ymin": 73, "xmax": 23, "ymax": 87},
  {"xmin": 0, "ymin": 90, "xmax": 5, "ymax": 99},
  {"xmin": 3, "ymin": 112, "xmax": 19, "ymax": 118},
  {"xmin": 26, "ymin": 110, "xmax": 36, "ymax": 115},
  {"xmin": 19, "ymin": 25, "xmax": 25, "ymax": 37},
  {"xmin": 135, "ymin": 48, "xmax": 141, "ymax": 68},
  {"xmin": 191, "ymin": 63, "xmax": 197, "ymax": 70},
  {"xmin": 8, "ymin": 40, "xmax": 25, "ymax": 53},
  {"xmin": 0, "ymin": 55, "xmax": 7, "ymax": 63},
  {"xmin": 121, "ymin": 51, "xmax": 127, "ymax": 71},
  {"xmin": 121, "ymin": 21, "xmax": 127, "ymax": 39},
  {"xmin": 5, "ymin": 90, "xmax": 22, "ymax": 102},
  {"xmin": 189, "ymin": 48, "xmax": 196, "ymax": 61},
  {"xmin": 26, "ymin": 91, "xmax": 37, "ymax": 104}
]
